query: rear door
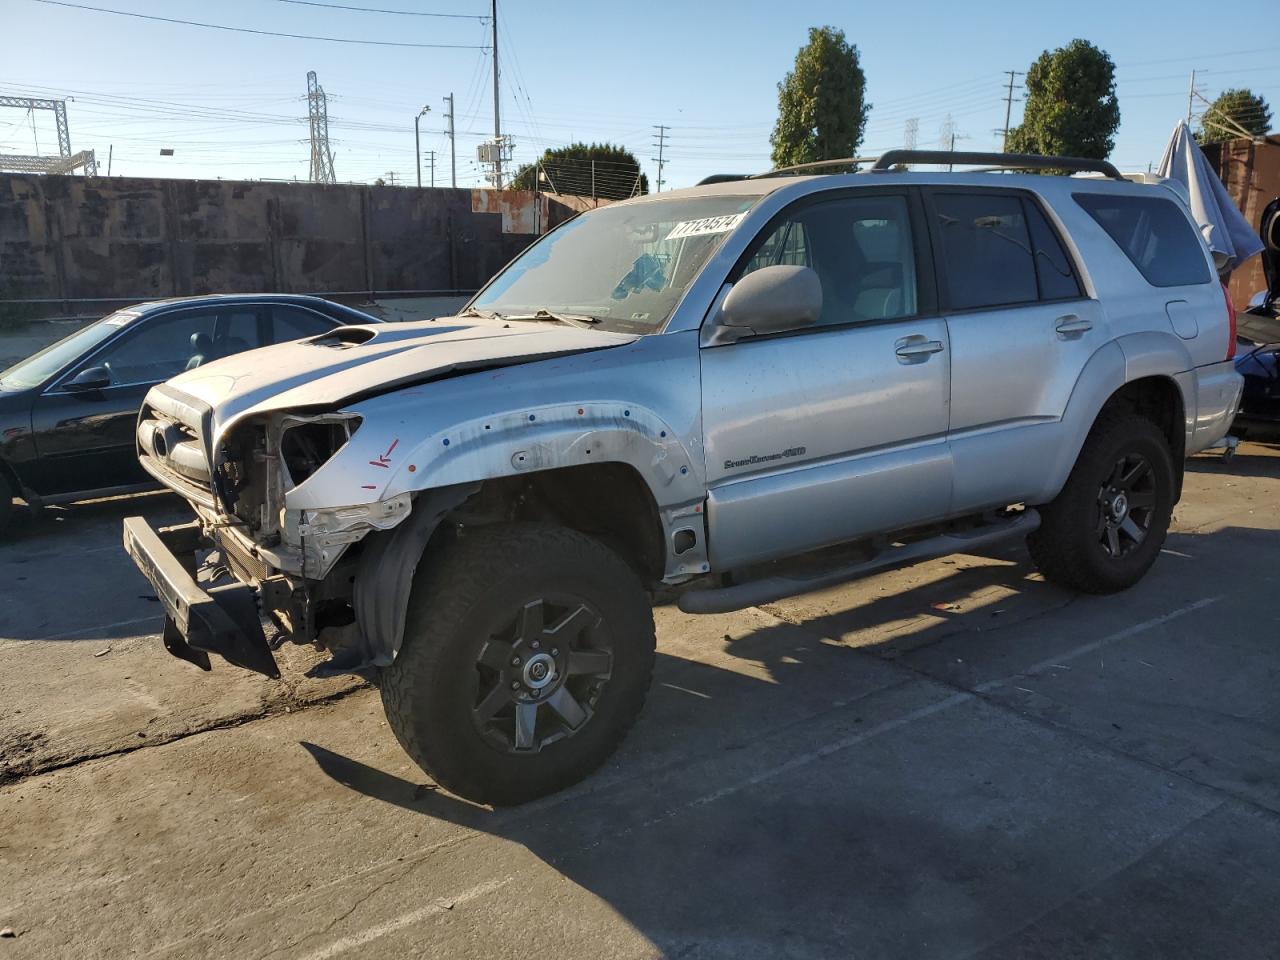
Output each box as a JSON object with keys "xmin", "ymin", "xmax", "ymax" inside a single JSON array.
[
  {"xmin": 927, "ymin": 188, "xmax": 1103, "ymax": 513},
  {"xmin": 269, "ymin": 304, "xmax": 340, "ymax": 343},
  {"xmin": 700, "ymin": 188, "xmax": 953, "ymax": 569}
]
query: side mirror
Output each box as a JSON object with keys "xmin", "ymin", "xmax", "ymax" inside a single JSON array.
[
  {"xmin": 716, "ymin": 265, "xmax": 823, "ymax": 340},
  {"xmin": 64, "ymin": 365, "xmax": 111, "ymax": 391}
]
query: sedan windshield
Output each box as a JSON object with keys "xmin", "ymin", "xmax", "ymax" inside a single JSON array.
[
  {"xmin": 0, "ymin": 311, "xmax": 137, "ymax": 392},
  {"xmin": 471, "ymin": 195, "xmax": 759, "ymax": 334}
]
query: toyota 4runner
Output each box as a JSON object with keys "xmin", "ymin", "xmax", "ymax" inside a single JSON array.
[{"xmin": 124, "ymin": 151, "xmax": 1244, "ymax": 805}]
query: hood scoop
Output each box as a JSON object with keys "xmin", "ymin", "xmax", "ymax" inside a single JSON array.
[{"xmin": 314, "ymin": 325, "xmax": 380, "ymax": 347}]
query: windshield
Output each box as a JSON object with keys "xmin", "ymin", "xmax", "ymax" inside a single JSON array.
[
  {"xmin": 471, "ymin": 195, "xmax": 759, "ymax": 333},
  {"xmin": 0, "ymin": 311, "xmax": 137, "ymax": 391}
]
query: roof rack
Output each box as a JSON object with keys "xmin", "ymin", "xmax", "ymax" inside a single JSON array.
[
  {"xmin": 869, "ymin": 150, "xmax": 1124, "ymax": 179},
  {"xmin": 696, "ymin": 150, "xmax": 1124, "ymax": 186}
]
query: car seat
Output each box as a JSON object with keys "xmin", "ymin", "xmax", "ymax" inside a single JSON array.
[{"xmin": 186, "ymin": 332, "xmax": 214, "ymax": 370}]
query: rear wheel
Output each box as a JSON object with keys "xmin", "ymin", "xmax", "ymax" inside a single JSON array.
[
  {"xmin": 380, "ymin": 523, "xmax": 655, "ymax": 805},
  {"xmin": 1028, "ymin": 410, "xmax": 1175, "ymax": 594}
]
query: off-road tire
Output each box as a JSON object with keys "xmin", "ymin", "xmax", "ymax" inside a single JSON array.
[
  {"xmin": 1028, "ymin": 410, "xmax": 1175, "ymax": 594},
  {"xmin": 380, "ymin": 523, "xmax": 655, "ymax": 805}
]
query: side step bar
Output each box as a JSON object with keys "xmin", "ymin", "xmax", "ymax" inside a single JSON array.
[{"xmin": 677, "ymin": 510, "xmax": 1040, "ymax": 615}]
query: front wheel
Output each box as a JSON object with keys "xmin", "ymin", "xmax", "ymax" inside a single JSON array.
[
  {"xmin": 1028, "ymin": 410, "xmax": 1175, "ymax": 594},
  {"xmin": 380, "ymin": 523, "xmax": 656, "ymax": 805}
]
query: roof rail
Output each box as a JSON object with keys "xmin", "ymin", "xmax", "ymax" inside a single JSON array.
[
  {"xmin": 748, "ymin": 156, "xmax": 880, "ymax": 179},
  {"xmin": 695, "ymin": 151, "xmax": 1125, "ymax": 187},
  {"xmin": 869, "ymin": 150, "xmax": 1124, "ymax": 180}
]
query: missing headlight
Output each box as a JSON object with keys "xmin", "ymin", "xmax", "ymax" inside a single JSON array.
[{"xmin": 281, "ymin": 415, "xmax": 362, "ymax": 487}]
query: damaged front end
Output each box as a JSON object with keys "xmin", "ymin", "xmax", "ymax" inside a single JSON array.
[{"xmin": 133, "ymin": 394, "xmax": 438, "ymax": 679}]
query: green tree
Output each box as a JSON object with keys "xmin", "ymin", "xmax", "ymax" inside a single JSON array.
[
  {"xmin": 509, "ymin": 142, "xmax": 647, "ymax": 200},
  {"xmin": 1007, "ymin": 39, "xmax": 1120, "ymax": 164},
  {"xmin": 1198, "ymin": 88, "xmax": 1272, "ymax": 144},
  {"xmin": 770, "ymin": 26, "xmax": 869, "ymax": 169}
]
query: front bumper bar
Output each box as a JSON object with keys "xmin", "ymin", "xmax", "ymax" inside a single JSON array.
[{"xmin": 122, "ymin": 516, "xmax": 280, "ymax": 679}]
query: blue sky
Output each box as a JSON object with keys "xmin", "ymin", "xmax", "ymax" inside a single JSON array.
[{"xmin": 1, "ymin": 0, "xmax": 1276, "ymax": 190}]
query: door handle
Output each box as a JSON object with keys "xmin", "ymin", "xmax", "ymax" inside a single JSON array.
[
  {"xmin": 1055, "ymin": 314, "xmax": 1093, "ymax": 338},
  {"xmin": 895, "ymin": 336, "xmax": 945, "ymax": 363}
]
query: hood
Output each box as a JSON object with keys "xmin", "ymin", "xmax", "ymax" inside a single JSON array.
[{"xmin": 162, "ymin": 317, "xmax": 638, "ymax": 434}]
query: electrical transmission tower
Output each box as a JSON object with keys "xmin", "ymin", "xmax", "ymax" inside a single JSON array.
[
  {"xmin": 306, "ymin": 71, "xmax": 337, "ymax": 184},
  {"xmin": 903, "ymin": 118, "xmax": 919, "ymax": 170},
  {"xmin": 0, "ymin": 95, "xmax": 97, "ymax": 175},
  {"xmin": 651, "ymin": 124, "xmax": 670, "ymax": 193}
]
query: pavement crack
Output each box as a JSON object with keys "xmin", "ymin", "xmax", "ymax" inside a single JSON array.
[{"xmin": 0, "ymin": 683, "xmax": 368, "ymax": 788}]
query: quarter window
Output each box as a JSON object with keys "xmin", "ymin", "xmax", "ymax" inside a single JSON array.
[
  {"xmin": 742, "ymin": 195, "xmax": 919, "ymax": 325},
  {"xmin": 933, "ymin": 193, "xmax": 1038, "ymax": 310},
  {"xmin": 272, "ymin": 306, "xmax": 334, "ymax": 342},
  {"xmin": 1074, "ymin": 193, "xmax": 1212, "ymax": 287}
]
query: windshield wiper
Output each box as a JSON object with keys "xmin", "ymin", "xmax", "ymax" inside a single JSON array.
[{"xmin": 506, "ymin": 309, "xmax": 602, "ymax": 329}]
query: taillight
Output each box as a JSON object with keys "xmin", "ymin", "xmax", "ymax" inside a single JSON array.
[{"xmin": 1222, "ymin": 283, "xmax": 1237, "ymax": 360}]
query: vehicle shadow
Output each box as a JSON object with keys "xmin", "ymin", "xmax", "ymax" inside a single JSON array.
[{"xmin": 294, "ymin": 506, "xmax": 1280, "ymax": 957}]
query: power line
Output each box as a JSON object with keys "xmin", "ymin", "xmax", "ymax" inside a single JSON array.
[
  {"xmin": 26, "ymin": 0, "xmax": 490, "ymax": 49},
  {"xmin": 272, "ymin": 0, "xmax": 486, "ymax": 18}
]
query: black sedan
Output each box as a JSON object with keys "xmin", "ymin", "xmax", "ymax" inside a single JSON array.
[
  {"xmin": 1233, "ymin": 197, "xmax": 1280, "ymax": 443},
  {"xmin": 0, "ymin": 294, "xmax": 379, "ymax": 531}
]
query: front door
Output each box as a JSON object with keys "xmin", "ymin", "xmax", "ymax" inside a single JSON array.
[
  {"xmin": 700, "ymin": 190, "xmax": 953, "ymax": 570},
  {"xmin": 30, "ymin": 307, "xmax": 261, "ymax": 495}
]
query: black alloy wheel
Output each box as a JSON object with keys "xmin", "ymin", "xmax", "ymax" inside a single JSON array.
[
  {"xmin": 1095, "ymin": 452, "xmax": 1157, "ymax": 559},
  {"xmin": 472, "ymin": 596, "xmax": 614, "ymax": 753}
]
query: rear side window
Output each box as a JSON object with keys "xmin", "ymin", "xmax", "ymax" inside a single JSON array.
[
  {"xmin": 932, "ymin": 193, "xmax": 1038, "ymax": 310},
  {"xmin": 1074, "ymin": 193, "xmax": 1211, "ymax": 287}
]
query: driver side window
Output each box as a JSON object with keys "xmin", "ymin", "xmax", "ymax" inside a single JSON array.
[
  {"xmin": 89, "ymin": 311, "xmax": 217, "ymax": 386},
  {"xmin": 741, "ymin": 195, "xmax": 919, "ymax": 326}
]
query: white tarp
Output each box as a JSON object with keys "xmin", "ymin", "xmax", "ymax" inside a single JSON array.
[{"xmin": 1156, "ymin": 120, "xmax": 1263, "ymax": 272}]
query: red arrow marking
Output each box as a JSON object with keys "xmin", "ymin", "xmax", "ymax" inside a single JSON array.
[{"xmin": 368, "ymin": 437, "xmax": 399, "ymax": 469}]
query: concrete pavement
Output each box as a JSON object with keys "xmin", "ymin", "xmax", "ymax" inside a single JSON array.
[{"xmin": 1, "ymin": 445, "xmax": 1278, "ymax": 959}]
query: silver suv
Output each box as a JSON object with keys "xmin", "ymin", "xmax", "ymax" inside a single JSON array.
[{"xmin": 125, "ymin": 151, "xmax": 1243, "ymax": 804}]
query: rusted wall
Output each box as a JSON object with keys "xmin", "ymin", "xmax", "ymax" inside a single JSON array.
[
  {"xmin": 1202, "ymin": 136, "xmax": 1280, "ymax": 308},
  {"xmin": 0, "ymin": 174, "xmax": 581, "ymax": 311}
]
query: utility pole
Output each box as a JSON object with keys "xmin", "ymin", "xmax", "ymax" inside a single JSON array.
[
  {"xmin": 426, "ymin": 150, "xmax": 436, "ymax": 188},
  {"xmin": 1186, "ymin": 69, "xmax": 1197, "ymax": 124},
  {"xmin": 414, "ymin": 104, "xmax": 430, "ymax": 188},
  {"xmin": 443, "ymin": 92, "xmax": 456, "ymax": 187},
  {"xmin": 491, "ymin": 0, "xmax": 502, "ymax": 189},
  {"xmin": 652, "ymin": 124, "xmax": 670, "ymax": 192},
  {"xmin": 1000, "ymin": 70, "xmax": 1024, "ymax": 152}
]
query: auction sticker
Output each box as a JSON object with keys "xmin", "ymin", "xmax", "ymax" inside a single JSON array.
[{"xmin": 665, "ymin": 213, "xmax": 747, "ymax": 241}]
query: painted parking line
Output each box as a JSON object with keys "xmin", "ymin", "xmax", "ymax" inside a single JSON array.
[
  {"xmin": 295, "ymin": 877, "xmax": 516, "ymax": 960},
  {"xmin": 1, "ymin": 615, "xmax": 160, "ymax": 646},
  {"xmin": 974, "ymin": 596, "xmax": 1221, "ymax": 694}
]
